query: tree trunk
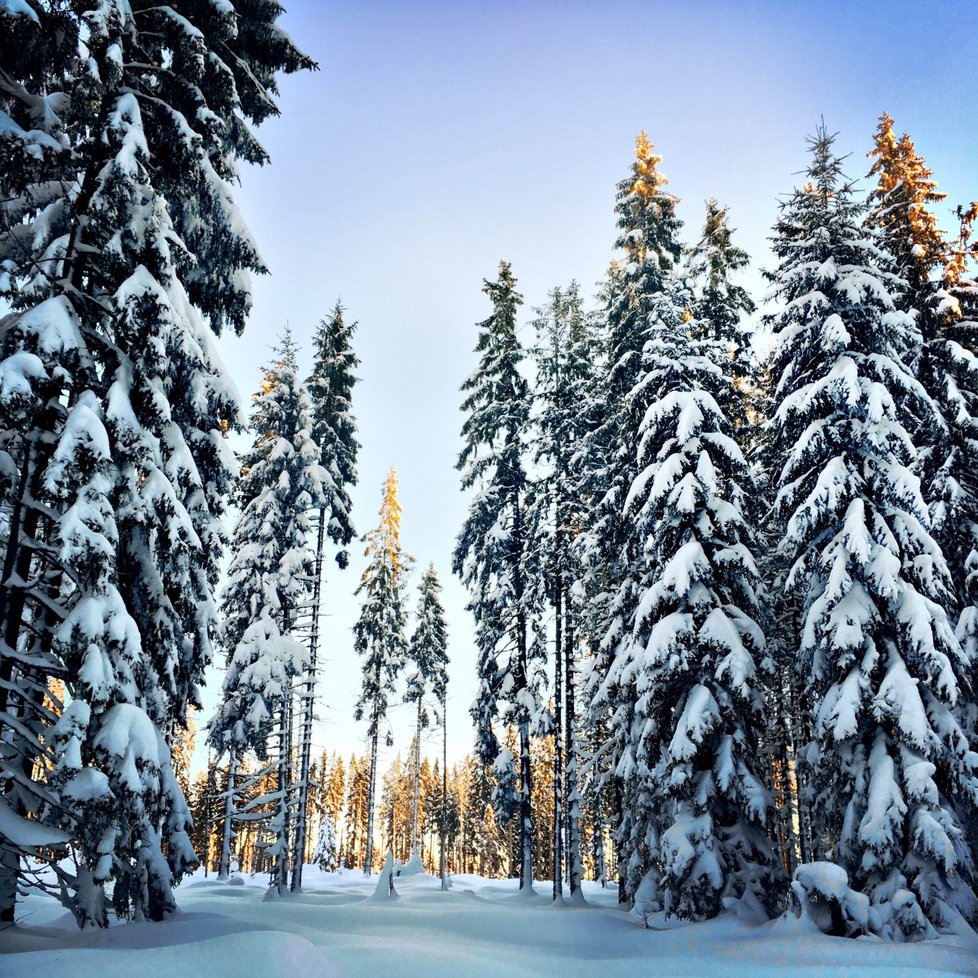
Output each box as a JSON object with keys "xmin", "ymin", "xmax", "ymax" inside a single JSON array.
[
  {"xmin": 411, "ymin": 700, "xmax": 422, "ymax": 857},
  {"xmin": 512, "ymin": 496, "xmax": 533, "ymax": 893},
  {"xmin": 565, "ymin": 607, "xmax": 583, "ymax": 900},
  {"xmin": 440, "ymin": 699, "xmax": 448, "ymax": 890},
  {"xmin": 552, "ymin": 563, "xmax": 563, "ymax": 902},
  {"xmin": 291, "ymin": 508, "xmax": 326, "ymax": 891},
  {"xmin": 364, "ymin": 725, "xmax": 379, "ymax": 876},
  {"xmin": 218, "ymin": 754, "xmax": 238, "ymax": 879},
  {"xmin": 272, "ymin": 695, "xmax": 292, "ymax": 895}
]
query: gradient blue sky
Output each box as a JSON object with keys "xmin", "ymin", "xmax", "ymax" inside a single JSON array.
[{"xmin": 199, "ymin": 0, "xmax": 978, "ymax": 772}]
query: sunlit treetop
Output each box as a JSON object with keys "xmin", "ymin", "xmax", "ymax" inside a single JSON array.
[
  {"xmin": 630, "ymin": 130, "xmax": 667, "ymax": 203},
  {"xmin": 868, "ymin": 111, "xmax": 948, "ymax": 292},
  {"xmin": 364, "ymin": 466, "xmax": 405, "ymax": 581}
]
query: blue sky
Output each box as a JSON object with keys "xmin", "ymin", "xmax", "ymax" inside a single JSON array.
[{"xmin": 200, "ymin": 0, "xmax": 978, "ymax": 772}]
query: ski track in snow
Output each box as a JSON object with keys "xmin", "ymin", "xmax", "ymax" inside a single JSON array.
[{"xmin": 1, "ymin": 869, "xmax": 974, "ymax": 978}]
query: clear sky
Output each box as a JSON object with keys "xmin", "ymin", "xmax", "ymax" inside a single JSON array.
[{"xmin": 197, "ymin": 0, "xmax": 978, "ymax": 774}]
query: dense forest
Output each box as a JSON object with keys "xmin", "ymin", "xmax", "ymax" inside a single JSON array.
[{"xmin": 2, "ymin": 0, "xmax": 977, "ymax": 949}]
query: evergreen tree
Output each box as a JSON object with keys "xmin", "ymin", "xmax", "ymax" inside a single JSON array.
[
  {"xmin": 455, "ymin": 260, "xmax": 541, "ymax": 892},
  {"xmin": 0, "ymin": 0, "xmax": 312, "ymax": 926},
  {"xmin": 580, "ymin": 132, "xmax": 683, "ymax": 905},
  {"xmin": 292, "ymin": 301, "xmax": 360, "ymax": 891},
  {"xmin": 609, "ymin": 271, "xmax": 782, "ymax": 920},
  {"xmin": 354, "ymin": 468, "xmax": 411, "ymax": 874},
  {"xmin": 765, "ymin": 127, "xmax": 978, "ymax": 939},
  {"xmin": 405, "ymin": 565, "xmax": 450, "ymax": 858},
  {"xmin": 208, "ymin": 330, "xmax": 325, "ymax": 894},
  {"xmin": 868, "ymin": 120, "xmax": 978, "ymax": 758},
  {"xmin": 530, "ymin": 282, "xmax": 599, "ymax": 901},
  {"xmin": 686, "ymin": 198, "xmax": 757, "ymax": 434},
  {"xmin": 313, "ymin": 816, "xmax": 339, "ymax": 872}
]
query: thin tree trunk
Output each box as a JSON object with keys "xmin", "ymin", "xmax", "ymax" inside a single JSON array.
[
  {"xmin": 411, "ymin": 700, "xmax": 422, "ymax": 857},
  {"xmin": 440, "ymin": 699, "xmax": 448, "ymax": 890},
  {"xmin": 218, "ymin": 754, "xmax": 238, "ymax": 879},
  {"xmin": 291, "ymin": 507, "xmax": 326, "ymax": 891},
  {"xmin": 512, "ymin": 498, "xmax": 533, "ymax": 893},
  {"xmin": 565, "ymin": 609, "xmax": 583, "ymax": 900},
  {"xmin": 365, "ymin": 726, "xmax": 379, "ymax": 876},
  {"xmin": 552, "ymin": 563, "xmax": 563, "ymax": 902},
  {"xmin": 272, "ymin": 694, "xmax": 292, "ymax": 895}
]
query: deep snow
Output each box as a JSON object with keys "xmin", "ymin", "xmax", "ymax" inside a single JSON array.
[{"xmin": 1, "ymin": 867, "xmax": 974, "ymax": 978}]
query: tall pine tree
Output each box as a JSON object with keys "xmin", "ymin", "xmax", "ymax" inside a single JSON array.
[
  {"xmin": 354, "ymin": 468, "xmax": 411, "ymax": 875},
  {"xmin": 291, "ymin": 301, "xmax": 360, "ymax": 891},
  {"xmin": 405, "ymin": 565, "xmax": 450, "ymax": 859},
  {"xmin": 609, "ymin": 273, "xmax": 781, "ymax": 920},
  {"xmin": 209, "ymin": 330, "xmax": 325, "ymax": 895},
  {"xmin": 0, "ymin": 0, "xmax": 312, "ymax": 926},
  {"xmin": 455, "ymin": 261, "xmax": 541, "ymax": 892},
  {"xmin": 579, "ymin": 133, "xmax": 683, "ymax": 905},
  {"xmin": 766, "ymin": 127, "xmax": 977, "ymax": 939}
]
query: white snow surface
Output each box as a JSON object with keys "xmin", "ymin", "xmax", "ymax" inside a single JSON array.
[{"xmin": 1, "ymin": 868, "xmax": 973, "ymax": 977}]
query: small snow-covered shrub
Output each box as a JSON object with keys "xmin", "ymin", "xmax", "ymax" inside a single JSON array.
[{"xmin": 789, "ymin": 862, "xmax": 870, "ymax": 938}]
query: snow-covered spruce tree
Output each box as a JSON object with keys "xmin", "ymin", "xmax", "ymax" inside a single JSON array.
[
  {"xmin": 354, "ymin": 467, "xmax": 411, "ymax": 875},
  {"xmin": 208, "ymin": 330, "xmax": 325, "ymax": 895},
  {"xmin": 291, "ymin": 301, "xmax": 360, "ymax": 891},
  {"xmin": 312, "ymin": 814, "xmax": 339, "ymax": 872},
  {"xmin": 609, "ymin": 270, "xmax": 782, "ymax": 921},
  {"xmin": 686, "ymin": 198, "xmax": 757, "ymax": 435},
  {"xmin": 530, "ymin": 282, "xmax": 599, "ymax": 901},
  {"xmin": 578, "ymin": 133, "xmax": 683, "ymax": 905},
  {"xmin": 765, "ymin": 127, "xmax": 978, "ymax": 939},
  {"xmin": 454, "ymin": 260, "xmax": 542, "ymax": 892},
  {"xmin": 937, "ymin": 211, "xmax": 978, "ymax": 864},
  {"xmin": 0, "ymin": 0, "xmax": 312, "ymax": 926},
  {"xmin": 868, "ymin": 121, "xmax": 978, "ymax": 727},
  {"xmin": 941, "ymin": 208, "xmax": 978, "ymax": 684},
  {"xmin": 405, "ymin": 564, "xmax": 449, "ymax": 859}
]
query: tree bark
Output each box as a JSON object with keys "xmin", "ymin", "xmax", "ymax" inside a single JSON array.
[
  {"xmin": 440, "ymin": 699, "xmax": 448, "ymax": 890},
  {"xmin": 411, "ymin": 699, "xmax": 422, "ymax": 857},
  {"xmin": 291, "ymin": 507, "xmax": 326, "ymax": 891},
  {"xmin": 552, "ymin": 562, "xmax": 563, "ymax": 901},
  {"xmin": 218, "ymin": 754, "xmax": 238, "ymax": 879}
]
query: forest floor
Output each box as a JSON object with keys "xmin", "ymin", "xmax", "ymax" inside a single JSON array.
[{"xmin": 0, "ymin": 866, "xmax": 974, "ymax": 977}]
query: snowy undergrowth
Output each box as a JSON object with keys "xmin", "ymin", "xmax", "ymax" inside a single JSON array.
[{"xmin": 1, "ymin": 870, "xmax": 973, "ymax": 978}]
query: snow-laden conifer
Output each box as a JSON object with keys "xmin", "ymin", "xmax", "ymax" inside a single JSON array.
[
  {"xmin": 686, "ymin": 199, "xmax": 757, "ymax": 434},
  {"xmin": 209, "ymin": 331, "xmax": 325, "ymax": 894},
  {"xmin": 609, "ymin": 274, "xmax": 782, "ymax": 920},
  {"xmin": 291, "ymin": 301, "xmax": 360, "ymax": 890},
  {"xmin": 454, "ymin": 261, "xmax": 542, "ymax": 892},
  {"xmin": 405, "ymin": 565, "xmax": 449, "ymax": 859},
  {"xmin": 354, "ymin": 468, "xmax": 411, "ymax": 875},
  {"xmin": 766, "ymin": 127, "xmax": 978, "ymax": 939},
  {"xmin": 0, "ymin": 0, "xmax": 312, "ymax": 925},
  {"xmin": 578, "ymin": 133, "xmax": 683, "ymax": 905},
  {"xmin": 313, "ymin": 815, "xmax": 339, "ymax": 872},
  {"xmin": 530, "ymin": 282, "xmax": 600, "ymax": 901}
]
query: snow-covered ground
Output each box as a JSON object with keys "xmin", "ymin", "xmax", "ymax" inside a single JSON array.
[{"xmin": 1, "ymin": 867, "xmax": 974, "ymax": 978}]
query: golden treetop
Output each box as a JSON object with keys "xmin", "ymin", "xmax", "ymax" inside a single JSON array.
[
  {"xmin": 868, "ymin": 111, "xmax": 947, "ymax": 279},
  {"xmin": 631, "ymin": 130, "xmax": 667, "ymax": 202},
  {"xmin": 363, "ymin": 465, "xmax": 405, "ymax": 581}
]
